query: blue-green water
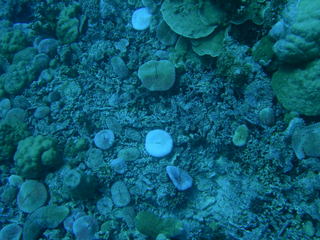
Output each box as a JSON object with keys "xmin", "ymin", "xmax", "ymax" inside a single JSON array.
[{"xmin": 0, "ymin": 0, "xmax": 319, "ymax": 239}]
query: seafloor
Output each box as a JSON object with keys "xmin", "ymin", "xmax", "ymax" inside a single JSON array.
[{"xmin": 0, "ymin": 0, "xmax": 319, "ymax": 240}]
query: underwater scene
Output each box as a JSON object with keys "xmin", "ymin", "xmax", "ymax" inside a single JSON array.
[{"xmin": 0, "ymin": 0, "xmax": 320, "ymax": 239}]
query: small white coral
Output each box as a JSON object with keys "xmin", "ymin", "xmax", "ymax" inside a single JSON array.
[
  {"xmin": 131, "ymin": 8, "xmax": 152, "ymax": 31},
  {"xmin": 145, "ymin": 129, "xmax": 173, "ymax": 157}
]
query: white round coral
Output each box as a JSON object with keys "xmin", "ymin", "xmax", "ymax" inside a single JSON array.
[
  {"xmin": 131, "ymin": 8, "xmax": 152, "ymax": 31},
  {"xmin": 145, "ymin": 129, "xmax": 173, "ymax": 157}
]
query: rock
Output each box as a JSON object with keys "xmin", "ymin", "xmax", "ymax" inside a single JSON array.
[
  {"xmin": 63, "ymin": 169, "xmax": 98, "ymax": 199},
  {"xmin": 111, "ymin": 181, "xmax": 131, "ymax": 207},
  {"xmin": 73, "ymin": 215, "xmax": 98, "ymax": 240},
  {"xmin": 0, "ymin": 98, "xmax": 11, "ymax": 118},
  {"xmin": 97, "ymin": 197, "xmax": 113, "ymax": 216},
  {"xmin": 63, "ymin": 210, "xmax": 86, "ymax": 233},
  {"xmin": 23, "ymin": 205, "xmax": 69, "ymax": 240},
  {"xmin": 8, "ymin": 175, "xmax": 23, "ymax": 187},
  {"xmin": 292, "ymin": 123, "xmax": 320, "ymax": 159},
  {"xmin": 94, "ymin": 130, "xmax": 115, "ymax": 150},
  {"xmin": 156, "ymin": 21, "xmax": 177, "ymax": 46},
  {"xmin": 259, "ymin": 107, "xmax": 275, "ymax": 126},
  {"xmin": 110, "ymin": 56, "xmax": 128, "ymax": 79},
  {"xmin": 191, "ymin": 28, "xmax": 226, "ymax": 57},
  {"xmin": 117, "ymin": 147, "xmax": 140, "ymax": 161},
  {"xmin": 110, "ymin": 158, "xmax": 127, "ymax": 174},
  {"xmin": 85, "ymin": 148, "xmax": 104, "ymax": 170},
  {"xmin": 232, "ymin": 124, "xmax": 249, "ymax": 147},
  {"xmin": 34, "ymin": 106, "xmax": 50, "ymax": 119},
  {"xmin": 166, "ymin": 166, "xmax": 192, "ymax": 191},
  {"xmin": 4, "ymin": 108, "xmax": 26, "ymax": 124},
  {"xmin": 17, "ymin": 180, "xmax": 48, "ymax": 213},
  {"xmin": 138, "ymin": 60, "xmax": 175, "ymax": 91},
  {"xmin": 37, "ymin": 38, "xmax": 58, "ymax": 57},
  {"xmin": 0, "ymin": 223, "xmax": 22, "ymax": 240}
]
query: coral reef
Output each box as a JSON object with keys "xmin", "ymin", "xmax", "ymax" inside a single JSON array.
[{"xmin": 1, "ymin": 0, "xmax": 319, "ymax": 239}]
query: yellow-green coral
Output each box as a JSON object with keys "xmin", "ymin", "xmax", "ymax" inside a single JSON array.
[
  {"xmin": 0, "ymin": 47, "xmax": 49, "ymax": 96},
  {"xmin": 56, "ymin": 4, "xmax": 81, "ymax": 44},
  {"xmin": 0, "ymin": 121, "xmax": 30, "ymax": 163},
  {"xmin": 14, "ymin": 135, "xmax": 61, "ymax": 178},
  {"xmin": 0, "ymin": 30, "xmax": 28, "ymax": 56}
]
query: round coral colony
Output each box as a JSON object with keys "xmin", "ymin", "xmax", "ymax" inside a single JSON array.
[
  {"xmin": 145, "ymin": 129, "xmax": 173, "ymax": 157},
  {"xmin": 131, "ymin": 7, "xmax": 152, "ymax": 31},
  {"xmin": 94, "ymin": 130, "xmax": 115, "ymax": 150}
]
